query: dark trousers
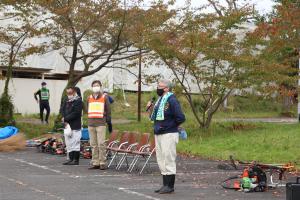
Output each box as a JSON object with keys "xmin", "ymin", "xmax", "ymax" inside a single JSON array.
[
  {"xmin": 107, "ymin": 119, "xmax": 112, "ymax": 133},
  {"xmin": 40, "ymin": 101, "xmax": 50, "ymax": 122}
]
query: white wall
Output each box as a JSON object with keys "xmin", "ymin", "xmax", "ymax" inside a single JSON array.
[
  {"xmin": 0, "ymin": 78, "xmax": 67, "ymax": 114},
  {"xmin": 0, "ymin": 67, "xmax": 114, "ymax": 114}
]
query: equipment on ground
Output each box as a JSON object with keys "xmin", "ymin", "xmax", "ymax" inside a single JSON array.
[
  {"xmin": 220, "ymin": 156, "xmax": 296, "ymax": 192},
  {"xmin": 286, "ymin": 177, "xmax": 300, "ymax": 200}
]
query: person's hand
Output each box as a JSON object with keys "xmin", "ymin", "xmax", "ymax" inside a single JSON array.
[
  {"xmin": 106, "ymin": 116, "xmax": 111, "ymax": 123},
  {"xmin": 147, "ymin": 101, "xmax": 153, "ymax": 109},
  {"xmin": 146, "ymin": 101, "xmax": 154, "ymax": 112},
  {"xmin": 146, "ymin": 101, "xmax": 152, "ymax": 108},
  {"xmin": 61, "ymin": 117, "xmax": 64, "ymax": 122}
]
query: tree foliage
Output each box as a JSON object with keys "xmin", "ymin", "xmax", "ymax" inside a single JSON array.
[
  {"xmin": 247, "ymin": 0, "xmax": 300, "ymax": 112},
  {"xmin": 251, "ymin": 0, "xmax": 299, "ymax": 86},
  {"xmin": 33, "ymin": 0, "xmax": 169, "ymax": 87},
  {"xmin": 149, "ymin": 0, "xmax": 265, "ymax": 128},
  {"xmin": 0, "ymin": 1, "xmax": 46, "ymax": 125}
]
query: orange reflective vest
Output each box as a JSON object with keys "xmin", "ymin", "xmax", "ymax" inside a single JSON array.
[{"xmin": 88, "ymin": 94, "xmax": 106, "ymax": 118}]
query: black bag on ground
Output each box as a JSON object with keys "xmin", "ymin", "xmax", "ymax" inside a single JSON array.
[{"xmin": 286, "ymin": 177, "xmax": 300, "ymax": 200}]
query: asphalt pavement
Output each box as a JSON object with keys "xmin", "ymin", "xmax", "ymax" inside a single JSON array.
[{"xmin": 0, "ymin": 148, "xmax": 289, "ymax": 200}]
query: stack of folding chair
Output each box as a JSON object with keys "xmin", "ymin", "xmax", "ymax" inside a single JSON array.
[
  {"xmin": 105, "ymin": 130, "xmax": 119, "ymax": 158},
  {"xmin": 107, "ymin": 132, "xmax": 138, "ymax": 168},
  {"xmin": 116, "ymin": 133, "xmax": 150, "ymax": 170},
  {"xmin": 128, "ymin": 138, "xmax": 156, "ymax": 174}
]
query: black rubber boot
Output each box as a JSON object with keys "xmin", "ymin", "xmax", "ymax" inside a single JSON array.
[
  {"xmin": 63, "ymin": 152, "xmax": 74, "ymax": 165},
  {"xmin": 154, "ymin": 175, "xmax": 166, "ymax": 193},
  {"xmin": 69, "ymin": 151, "xmax": 79, "ymax": 165},
  {"xmin": 159, "ymin": 175, "xmax": 174, "ymax": 194},
  {"xmin": 169, "ymin": 175, "xmax": 175, "ymax": 190}
]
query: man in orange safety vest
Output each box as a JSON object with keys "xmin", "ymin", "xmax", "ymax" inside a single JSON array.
[{"xmin": 87, "ymin": 80, "xmax": 111, "ymax": 170}]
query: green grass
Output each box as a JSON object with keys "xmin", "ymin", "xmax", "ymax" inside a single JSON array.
[
  {"xmin": 15, "ymin": 114, "xmax": 57, "ymax": 139},
  {"xmin": 115, "ymin": 118, "xmax": 300, "ymax": 163},
  {"xmin": 177, "ymin": 122, "xmax": 300, "ymax": 163},
  {"xmin": 11, "ymin": 91, "xmax": 300, "ymax": 163},
  {"xmin": 214, "ymin": 111, "xmax": 281, "ymax": 119},
  {"xmin": 17, "ymin": 122, "xmax": 54, "ymax": 139}
]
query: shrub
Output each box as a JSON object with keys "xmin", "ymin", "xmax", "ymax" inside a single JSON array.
[{"xmin": 0, "ymin": 93, "xmax": 15, "ymax": 126}]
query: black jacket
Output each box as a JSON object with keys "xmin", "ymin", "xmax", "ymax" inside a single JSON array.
[{"xmin": 60, "ymin": 96, "xmax": 82, "ymax": 130}]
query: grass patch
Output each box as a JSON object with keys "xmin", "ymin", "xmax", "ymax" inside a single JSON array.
[
  {"xmin": 177, "ymin": 122, "xmax": 300, "ymax": 163},
  {"xmin": 10, "ymin": 91, "xmax": 300, "ymax": 164},
  {"xmin": 214, "ymin": 111, "xmax": 281, "ymax": 119},
  {"xmin": 17, "ymin": 122, "xmax": 54, "ymax": 139}
]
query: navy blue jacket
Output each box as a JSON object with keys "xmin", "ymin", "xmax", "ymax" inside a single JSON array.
[
  {"xmin": 153, "ymin": 95, "xmax": 185, "ymax": 135},
  {"xmin": 107, "ymin": 95, "xmax": 114, "ymax": 104}
]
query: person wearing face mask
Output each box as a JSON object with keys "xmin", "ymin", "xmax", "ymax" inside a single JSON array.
[
  {"xmin": 60, "ymin": 86, "xmax": 83, "ymax": 165},
  {"xmin": 87, "ymin": 80, "xmax": 111, "ymax": 170},
  {"xmin": 34, "ymin": 82, "xmax": 51, "ymax": 124},
  {"xmin": 148, "ymin": 79, "xmax": 185, "ymax": 194}
]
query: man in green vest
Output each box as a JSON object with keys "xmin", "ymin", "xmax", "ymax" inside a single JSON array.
[{"xmin": 34, "ymin": 82, "xmax": 50, "ymax": 124}]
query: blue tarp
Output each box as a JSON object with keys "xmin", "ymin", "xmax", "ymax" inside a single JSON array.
[
  {"xmin": 0, "ymin": 126, "xmax": 19, "ymax": 140},
  {"xmin": 81, "ymin": 128, "xmax": 89, "ymax": 140}
]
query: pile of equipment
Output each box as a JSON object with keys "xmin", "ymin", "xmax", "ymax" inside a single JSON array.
[{"xmin": 26, "ymin": 128, "xmax": 92, "ymax": 158}]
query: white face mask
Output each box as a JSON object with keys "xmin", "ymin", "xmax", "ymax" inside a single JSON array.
[
  {"xmin": 92, "ymin": 86, "xmax": 101, "ymax": 93},
  {"xmin": 67, "ymin": 95, "xmax": 73, "ymax": 100},
  {"xmin": 42, "ymin": 85, "xmax": 46, "ymax": 89}
]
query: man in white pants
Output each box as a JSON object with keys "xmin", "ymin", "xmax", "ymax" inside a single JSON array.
[
  {"xmin": 60, "ymin": 86, "xmax": 83, "ymax": 165},
  {"xmin": 149, "ymin": 79, "xmax": 185, "ymax": 194}
]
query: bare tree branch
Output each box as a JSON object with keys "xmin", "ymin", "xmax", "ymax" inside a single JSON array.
[
  {"xmin": 207, "ymin": 0, "xmax": 223, "ymax": 16},
  {"xmin": 103, "ymin": 65, "xmax": 149, "ymax": 85}
]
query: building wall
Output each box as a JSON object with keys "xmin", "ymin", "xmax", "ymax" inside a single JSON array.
[
  {"xmin": 0, "ymin": 78, "xmax": 67, "ymax": 114},
  {"xmin": 0, "ymin": 67, "xmax": 115, "ymax": 114}
]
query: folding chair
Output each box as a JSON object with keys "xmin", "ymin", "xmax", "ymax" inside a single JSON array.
[
  {"xmin": 128, "ymin": 138, "xmax": 156, "ymax": 174},
  {"xmin": 116, "ymin": 133, "xmax": 150, "ymax": 170},
  {"xmin": 105, "ymin": 130, "xmax": 119, "ymax": 157},
  {"xmin": 107, "ymin": 132, "xmax": 137, "ymax": 168}
]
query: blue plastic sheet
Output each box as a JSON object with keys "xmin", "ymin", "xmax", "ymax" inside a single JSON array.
[
  {"xmin": 0, "ymin": 126, "xmax": 19, "ymax": 140},
  {"xmin": 81, "ymin": 128, "xmax": 89, "ymax": 140}
]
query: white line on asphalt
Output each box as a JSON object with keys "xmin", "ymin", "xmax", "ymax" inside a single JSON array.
[
  {"xmin": 118, "ymin": 188, "xmax": 162, "ymax": 200},
  {"xmin": 68, "ymin": 174, "xmax": 126, "ymax": 178},
  {"xmin": 14, "ymin": 158, "xmax": 64, "ymax": 174},
  {"xmin": 12, "ymin": 158, "xmax": 129, "ymax": 178},
  {"xmin": 177, "ymin": 171, "xmax": 238, "ymax": 175},
  {"xmin": 10, "ymin": 157, "xmax": 161, "ymax": 200},
  {"xmin": 92, "ymin": 174, "xmax": 127, "ymax": 177},
  {"xmin": 0, "ymin": 175, "xmax": 65, "ymax": 200}
]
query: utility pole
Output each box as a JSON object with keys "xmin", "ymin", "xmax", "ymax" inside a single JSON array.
[{"xmin": 138, "ymin": 48, "xmax": 142, "ymax": 122}]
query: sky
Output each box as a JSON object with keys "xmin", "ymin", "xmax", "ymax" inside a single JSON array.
[
  {"xmin": 183, "ymin": 0, "xmax": 276, "ymax": 14},
  {"xmin": 141, "ymin": 0, "xmax": 276, "ymax": 14}
]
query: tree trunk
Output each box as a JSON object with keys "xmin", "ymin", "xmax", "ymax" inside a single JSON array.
[
  {"xmin": 3, "ymin": 63, "xmax": 12, "ymax": 96},
  {"xmin": 203, "ymin": 113, "xmax": 213, "ymax": 129}
]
